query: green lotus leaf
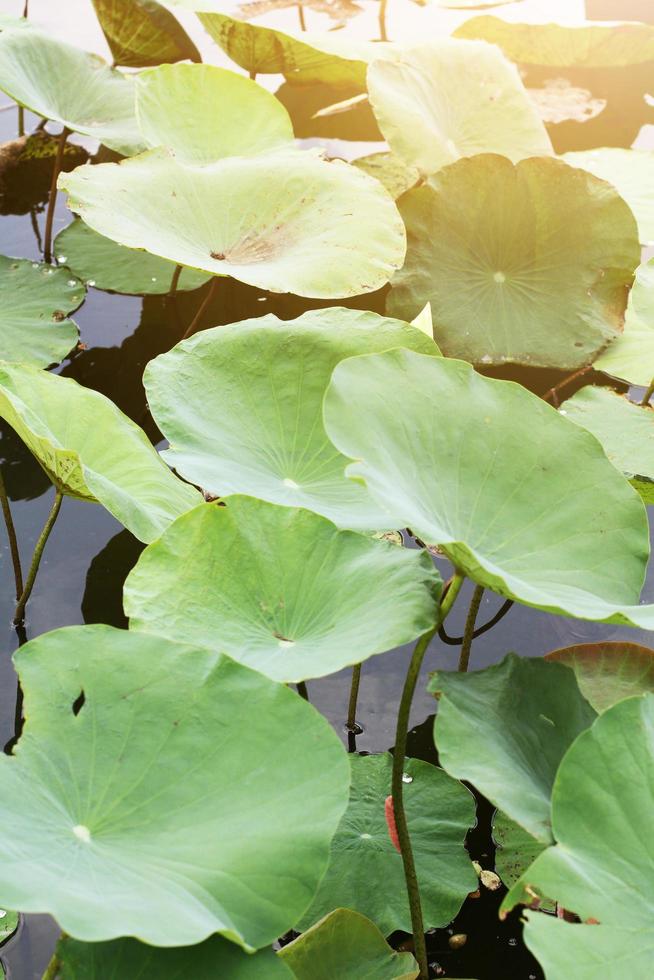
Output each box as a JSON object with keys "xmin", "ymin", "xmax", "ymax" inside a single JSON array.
[
  {"xmin": 59, "ymin": 147, "xmax": 404, "ymax": 297},
  {"xmin": 562, "ymin": 386, "xmax": 654, "ymax": 503},
  {"xmin": 386, "ymin": 155, "xmax": 639, "ymax": 369},
  {"xmin": 54, "ymin": 219, "xmax": 209, "ymax": 295},
  {"xmin": 135, "ymin": 63, "xmax": 294, "ymax": 164},
  {"xmin": 323, "ymin": 348, "xmax": 654, "ymax": 627},
  {"xmin": 125, "ymin": 496, "xmax": 441, "ymax": 682},
  {"xmin": 0, "ymin": 910, "xmax": 17, "ymax": 944},
  {"xmin": 503, "ymin": 695, "xmax": 654, "ymax": 977},
  {"xmin": 279, "ymin": 909, "xmax": 419, "ymax": 980},
  {"xmin": 0, "ymin": 30, "xmax": 144, "ymax": 156},
  {"xmin": 353, "ymin": 152, "xmax": 419, "ymax": 200},
  {"xmin": 492, "ymin": 812, "xmax": 547, "ymax": 894},
  {"xmin": 92, "ymin": 0, "xmax": 200, "ymax": 68},
  {"xmin": 367, "ymin": 41, "xmax": 551, "ymax": 179},
  {"xmin": 595, "ymin": 257, "xmax": 654, "ymax": 385},
  {"xmin": 545, "ymin": 641, "xmax": 654, "ymax": 713},
  {"xmin": 144, "ymin": 309, "xmax": 437, "ymax": 529},
  {"xmin": 0, "ymin": 256, "xmax": 83, "ymax": 366},
  {"xmin": 454, "ymin": 15, "xmax": 654, "ymax": 67},
  {"xmin": 299, "ymin": 754, "xmax": 476, "ymax": 935},
  {"xmin": 0, "ymin": 625, "xmax": 349, "ymax": 948},
  {"xmin": 0, "ymin": 362, "xmax": 200, "ymax": 543},
  {"xmin": 0, "ymin": 15, "xmax": 29, "ymax": 31},
  {"xmin": 430, "ymin": 654, "xmax": 596, "ymax": 842},
  {"xmin": 58, "ymin": 935, "xmax": 293, "ymax": 978}
]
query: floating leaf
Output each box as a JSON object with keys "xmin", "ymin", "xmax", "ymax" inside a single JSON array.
[
  {"xmin": 323, "ymin": 348, "xmax": 654, "ymax": 627},
  {"xmin": 59, "ymin": 147, "xmax": 404, "ymax": 297},
  {"xmin": 0, "ymin": 30, "xmax": 144, "ymax": 156},
  {"xmin": 0, "ymin": 256, "xmax": 83, "ymax": 367},
  {"xmin": 0, "ymin": 362, "xmax": 200, "ymax": 543},
  {"xmin": 353, "ymin": 152, "xmax": 419, "ymax": 200},
  {"xmin": 545, "ymin": 642, "xmax": 654, "ymax": 713},
  {"xmin": 503, "ymin": 695, "xmax": 654, "ymax": 978},
  {"xmin": 92, "ymin": 0, "xmax": 200, "ymax": 68},
  {"xmin": 299, "ymin": 754, "xmax": 476, "ymax": 934},
  {"xmin": 492, "ymin": 812, "xmax": 547, "ymax": 893},
  {"xmin": 367, "ymin": 40, "xmax": 551, "ymax": 179},
  {"xmin": 125, "ymin": 496, "xmax": 441, "ymax": 682},
  {"xmin": 0, "ymin": 909, "xmax": 17, "ymax": 944},
  {"xmin": 136, "ymin": 63, "xmax": 294, "ymax": 164},
  {"xmin": 145, "ymin": 309, "xmax": 437, "ymax": 529},
  {"xmin": 279, "ymin": 909, "xmax": 419, "ymax": 980},
  {"xmin": 595, "ymin": 258, "xmax": 654, "ymax": 385},
  {"xmin": 386, "ymin": 155, "xmax": 639, "ymax": 369},
  {"xmin": 0, "ymin": 625, "xmax": 349, "ymax": 947}
]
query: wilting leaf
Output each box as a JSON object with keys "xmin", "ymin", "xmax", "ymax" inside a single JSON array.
[
  {"xmin": 430, "ymin": 655, "xmax": 596, "ymax": 842},
  {"xmin": 353, "ymin": 152, "xmax": 419, "ymax": 199},
  {"xmin": 144, "ymin": 309, "xmax": 437, "ymax": 529},
  {"xmin": 0, "ymin": 256, "xmax": 83, "ymax": 366},
  {"xmin": 492, "ymin": 812, "xmax": 547, "ymax": 893},
  {"xmin": 0, "ymin": 362, "xmax": 201, "ymax": 543},
  {"xmin": 595, "ymin": 257, "xmax": 654, "ymax": 385},
  {"xmin": 0, "ymin": 909, "xmax": 17, "ymax": 944},
  {"xmin": 125, "ymin": 496, "xmax": 442, "ymax": 682},
  {"xmin": 0, "ymin": 625, "xmax": 349, "ymax": 947},
  {"xmin": 367, "ymin": 40, "xmax": 551, "ymax": 178},
  {"xmin": 545, "ymin": 642, "xmax": 654, "ymax": 712},
  {"xmin": 92, "ymin": 0, "xmax": 200, "ymax": 68},
  {"xmin": 387, "ymin": 155, "xmax": 639, "ymax": 369},
  {"xmin": 0, "ymin": 30, "xmax": 144, "ymax": 156},
  {"xmin": 299, "ymin": 754, "xmax": 476, "ymax": 934},
  {"xmin": 323, "ymin": 348, "xmax": 654, "ymax": 628},
  {"xmin": 279, "ymin": 909, "xmax": 419, "ymax": 980}
]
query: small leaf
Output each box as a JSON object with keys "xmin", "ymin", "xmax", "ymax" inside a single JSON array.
[
  {"xmin": 92, "ymin": 0, "xmax": 200, "ymax": 68},
  {"xmin": 545, "ymin": 641, "xmax": 654, "ymax": 712}
]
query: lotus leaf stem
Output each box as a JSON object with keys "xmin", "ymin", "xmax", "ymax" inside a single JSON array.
[
  {"xmin": 41, "ymin": 951, "xmax": 61, "ymax": 980},
  {"xmin": 379, "ymin": 0, "xmax": 389, "ymax": 41},
  {"xmin": 17, "ymin": 106, "xmax": 24, "ymax": 137},
  {"xmin": 439, "ymin": 596, "xmax": 513, "ymax": 645},
  {"xmin": 14, "ymin": 489, "xmax": 63, "ymax": 625},
  {"xmin": 458, "ymin": 585, "xmax": 484, "ymax": 672},
  {"xmin": 640, "ymin": 378, "xmax": 654, "ymax": 407},
  {"xmin": 249, "ymin": 70, "xmax": 257, "ymax": 81},
  {"xmin": 542, "ymin": 365, "xmax": 591, "ymax": 409},
  {"xmin": 346, "ymin": 662, "xmax": 362, "ymax": 732},
  {"xmin": 167, "ymin": 264, "xmax": 184, "ymax": 333},
  {"xmin": 181, "ymin": 277, "xmax": 219, "ymax": 340},
  {"xmin": 296, "ymin": 681, "xmax": 309, "ymax": 701},
  {"xmin": 297, "ymin": 3, "xmax": 307, "ymax": 31},
  {"xmin": 0, "ymin": 467, "xmax": 24, "ymax": 600},
  {"xmin": 43, "ymin": 127, "xmax": 69, "ymax": 265},
  {"xmin": 22, "ymin": 1, "xmax": 29, "ymax": 17},
  {"xmin": 391, "ymin": 571, "xmax": 465, "ymax": 979}
]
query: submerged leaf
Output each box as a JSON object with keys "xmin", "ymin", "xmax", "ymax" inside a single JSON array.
[
  {"xmin": 595, "ymin": 257, "xmax": 654, "ymax": 385},
  {"xmin": 92, "ymin": 0, "xmax": 200, "ymax": 67},
  {"xmin": 545, "ymin": 641, "xmax": 654, "ymax": 713}
]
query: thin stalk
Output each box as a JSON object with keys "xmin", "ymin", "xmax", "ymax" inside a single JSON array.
[
  {"xmin": 0, "ymin": 468, "xmax": 24, "ymax": 600},
  {"xmin": 167, "ymin": 264, "xmax": 184, "ymax": 333},
  {"xmin": 17, "ymin": 105, "xmax": 24, "ymax": 137},
  {"xmin": 392, "ymin": 572, "xmax": 465, "ymax": 979},
  {"xmin": 43, "ymin": 127, "xmax": 69, "ymax": 264},
  {"xmin": 346, "ymin": 663, "xmax": 362, "ymax": 731},
  {"xmin": 439, "ymin": 596, "xmax": 513, "ymax": 645},
  {"xmin": 30, "ymin": 206, "xmax": 43, "ymax": 251},
  {"xmin": 378, "ymin": 0, "xmax": 389, "ymax": 41},
  {"xmin": 181, "ymin": 277, "xmax": 218, "ymax": 340},
  {"xmin": 42, "ymin": 953, "xmax": 60, "ymax": 980},
  {"xmin": 249, "ymin": 70, "xmax": 257, "ymax": 81},
  {"xmin": 542, "ymin": 365, "xmax": 591, "ymax": 409},
  {"xmin": 297, "ymin": 3, "xmax": 307, "ymax": 30},
  {"xmin": 640, "ymin": 378, "xmax": 654, "ymax": 407},
  {"xmin": 14, "ymin": 489, "xmax": 63, "ymax": 625},
  {"xmin": 458, "ymin": 585, "xmax": 484, "ymax": 672},
  {"xmin": 22, "ymin": 1, "xmax": 30, "ymax": 16},
  {"xmin": 296, "ymin": 681, "xmax": 309, "ymax": 701}
]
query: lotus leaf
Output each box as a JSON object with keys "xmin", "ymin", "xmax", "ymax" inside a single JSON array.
[
  {"xmin": 0, "ymin": 910, "xmax": 17, "ymax": 944},
  {"xmin": 279, "ymin": 909, "xmax": 419, "ymax": 980},
  {"xmin": 135, "ymin": 63, "xmax": 294, "ymax": 164},
  {"xmin": 367, "ymin": 41, "xmax": 551, "ymax": 179},
  {"xmin": 545, "ymin": 642, "xmax": 654, "ymax": 713},
  {"xmin": 0, "ymin": 362, "xmax": 201, "ymax": 543},
  {"xmin": 492, "ymin": 812, "xmax": 547, "ymax": 892},
  {"xmin": 386, "ymin": 155, "xmax": 639, "ymax": 369},
  {"xmin": 92, "ymin": 0, "xmax": 200, "ymax": 68},
  {"xmin": 0, "ymin": 30, "xmax": 144, "ymax": 156},
  {"xmin": 124, "ymin": 496, "xmax": 442, "ymax": 682},
  {"xmin": 59, "ymin": 148, "xmax": 404, "ymax": 297},
  {"xmin": 54, "ymin": 219, "xmax": 209, "ymax": 295},
  {"xmin": 562, "ymin": 386, "xmax": 654, "ymax": 503},
  {"xmin": 299, "ymin": 754, "xmax": 476, "ymax": 934},
  {"xmin": 323, "ymin": 348, "xmax": 654, "ymax": 627},
  {"xmin": 144, "ymin": 309, "xmax": 437, "ymax": 529},
  {"xmin": 353, "ymin": 152, "xmax": 419, "ymax": 200},
  {"xmin": 0, "ymin": 15, "xmax": 29, "ymax": 31},
  {"xmin": 504, "ymin": 695, "xmax": 654, "ymax": 978},
  {"xmin": 595, "ymin": 258, "xmax": 654, "ymax": 385},
  {"xmin": 0, "ymin": 625, "xmax": 349, "ymax": 947},
  {"xmin": 0, "ymin": 256, "xmax": 83, "ymax": 366}
]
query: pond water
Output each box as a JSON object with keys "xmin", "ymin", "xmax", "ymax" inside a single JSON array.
[{"xmin": 1, "ymin": 1, "xmax": 653, "ymax": 977}]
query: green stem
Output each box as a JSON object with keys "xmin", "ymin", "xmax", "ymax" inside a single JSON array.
[
  {"xmin": 392, "ymin": 572, "xmax": 465, "ymax": 979},
  {"xmin": 43, "ymin": 127, "xmax": 69, "ymax": 264},
  {"xmin": 17, "ymin": 105, "xmax": 24, "ymax": 137},
  {"xmin": 14, "ymin": 489, "xmax": 63, "ymax": 625},
  {"xmin": 42, "ymin": 952, "xmax": 61, "ymax": 980},
  {"xmin": 458, "ymin": 585, "xmax": 484, "ymax": 672},
  {"xmin": 296, "ymin": 681, "xmax": 309, "ymax": 701},
  {"xmin": 641, "ymin": 378, "xmax": 654, "ymax": 407},
  {"xmin": 378, "ymin": 0, "xmax": 389, "ymax": 41},
  {"xmin": 346, "ymin": 663, "xmax": 362, "ymax": 731},
  {"xmin": 181, "ymin": 277, "xmax": 218, "ymax": 340},
  {"xmin": 0, "ymin": 467, "xmax": 23, "ymax": 600}
]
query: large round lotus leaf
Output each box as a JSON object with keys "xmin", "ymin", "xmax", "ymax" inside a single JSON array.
[
  {"xmin": 595, "ymin": 258, "xmax": 654, "ymax": 385},
  {"xmin": 135, "ymin": 63, "xmax": 294, "ymax": 164},
  {"xmin": 0, "ymin": 362, "xmax": 200, "ymax": 543},
  {"xmin": 54, "ymin": 219, "xmax": 209, "ymax": 295},
  {"xmin": 279, "ymin": 909, "xmax": 419, "ymax": 980},
  {"xmin": 144, "ymin": 309, "xmax": 437, "ymax": 529},
  {"xmin": 0, "ymin": 256, "xmax": 83, "ymax": 367},
  {"xmin": 59, "ymin": 148, "xmax": 404, "ymax": 297},
  {"xmin": 124, "ymin": 496, "xmax": 441, "ymax": 682},
  {"xmin": 386, "ymin": 155, "xmax": 639, "ymax": 369},
  {"xmin": 503, "ymin": 695, "xmax": 654, "ymax": 978},
  {"xmin": 0, "ymin": 625, "xmax": 349, "ymax": 947},
  {"xmin": 323, "ymin": 348, "xmax": 654, "ymax": 627},
  {"xmin": 299, "ymin": 754, "xmax": 476, "ymax": 935},
  {"xmin": 430, "ymin": 654, "xmax": 596, "ymax": 842},
  {"xmin": 0, "ymin": 30, "xmax": 144, "ymax": 156},
  {"xmin": 562, "ymin": 386, "xmax": 654, "ymax": 504},
  {"xmin": 367, "ymin": 41, "xmax": 551, "ymax": 179},
  {"xmin": 91, "ymin": 0, "xmax": 200, "ymax": 68},
  {"xmin": 545, "ymin": 641, "xmax": 654, "ymax": 713},
  {"xmin": 454, "ymin": 15, "xmax": 654, "ymax": 67},
  {"xmin": 58, "ymin": 935, "xmax": 293, "ymax": 978}
]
